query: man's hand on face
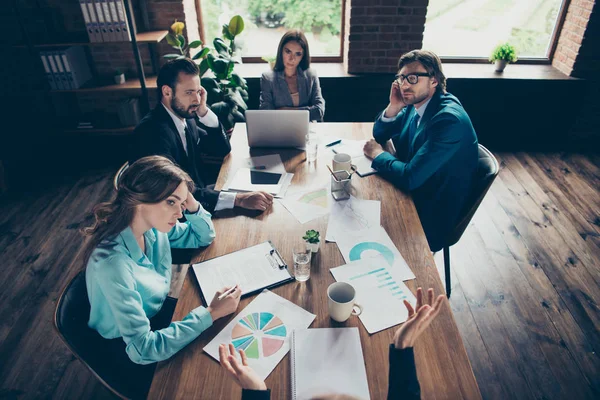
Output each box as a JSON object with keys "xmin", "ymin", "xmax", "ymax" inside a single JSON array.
[
  {"xmin": 385, "ymin": 80, "xmax": 406, "ymax": 118},
  {"xmin": 234, "ymin": 191, "xmax": 274, "ymax": 211},
  {"xmin": 197, "ymin": 86, "xmax": 209, "ymax": 118},
  {"xmin": 363, "ymin": 139, "xmax": 385, "ymax": 160}
]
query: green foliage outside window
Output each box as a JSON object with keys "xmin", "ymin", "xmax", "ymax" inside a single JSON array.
[{"xmin": 247, "ymin": 0, "xmax": 341, "ymax": 35}]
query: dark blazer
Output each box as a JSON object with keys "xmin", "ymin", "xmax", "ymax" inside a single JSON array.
[
  {"xmin": 372, "ymin": 91, "xmax": 478, "ymax": 252},
  {"xmin": 131, "ymin": 104, "xmax": 231, "ymax": 212},
  {"xmin": 240, "ymin": 346, "xmax": 420, "ymax": 400},
  {"xmin": 259, "ymin": 67, "xmax": 325, "ymax": 121}
]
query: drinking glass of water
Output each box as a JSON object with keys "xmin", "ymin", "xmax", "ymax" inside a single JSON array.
[
  {"xmin": 292, "ymin": 246, "xmax": 312, "ymax": 282},
  {"xmin": 305, "ymin": 121, "xmax": 318, "ymax": 163}
]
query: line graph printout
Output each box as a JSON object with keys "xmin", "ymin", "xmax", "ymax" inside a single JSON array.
[
  {"xmin": 335, "ymin": 225, "xmax": 415, "ymax": 281},
  {"xmin": 325, "ymin": 196, "xmax": 380, "ymax": 242},
  {"xmin": 331, "ymin": 258, "xmax": 417, "ymax": 334},
  {"xmin": 204, "ymin": 290, "xmax": 315, "ymax": 380},
  {"xmin": 280, "ymin": 185, "xmax": 332, "ymax": 224}
]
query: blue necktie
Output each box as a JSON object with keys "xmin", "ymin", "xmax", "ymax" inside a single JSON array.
[{"xmin": 408, "ymin": 112, "xmax": 420, "ymax": 157}]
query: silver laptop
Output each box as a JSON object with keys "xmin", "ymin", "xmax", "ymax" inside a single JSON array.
[{"xmin": 245, "ymin": 110, "xmax": 309, "ymax": 148}]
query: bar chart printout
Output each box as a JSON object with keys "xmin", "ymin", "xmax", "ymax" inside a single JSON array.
[{"xmin": 330, "ymin": 256, "xmax": 417, "ymax": 334}]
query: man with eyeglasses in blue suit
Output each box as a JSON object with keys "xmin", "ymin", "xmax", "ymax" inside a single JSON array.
[{"xmin": 363, "ymin": 50, "xmax": 478, "ymax": 252}]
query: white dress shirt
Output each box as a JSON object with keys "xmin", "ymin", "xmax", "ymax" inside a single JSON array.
[{"xmin": 161, "ymin": 103, "xmax": 236, "ymax": 211}]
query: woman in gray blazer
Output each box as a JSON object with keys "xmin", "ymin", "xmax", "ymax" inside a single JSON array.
[{"xmin": 259, "ymin": 30, "xmax": 325, "ymax": 121}]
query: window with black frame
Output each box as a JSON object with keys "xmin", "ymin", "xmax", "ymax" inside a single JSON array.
[
  {"xmin": 200, "ymin": 0, "xmax": 344, "ymax": 61},
  {"xmin": 422, "ymin": 0, "xmax": 568, "ymax": 61}
]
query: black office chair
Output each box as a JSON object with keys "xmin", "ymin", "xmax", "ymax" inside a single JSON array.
[
  {"xmin": 442, "ymin": 144, "xmax": 499, "ymax": 298},
  {"xmin": 54, "ymin": 271, "xmax": 152, "ymax": 400}
]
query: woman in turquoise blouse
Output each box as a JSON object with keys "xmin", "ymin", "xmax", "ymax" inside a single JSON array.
[{"xmin": 82, "ymin": 155, "xmax": 241, "ymax": 368}]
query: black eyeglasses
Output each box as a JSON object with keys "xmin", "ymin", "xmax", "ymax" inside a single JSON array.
[{"xmin": 395, "ymin": 73, "xmax": 431, "ymax": 85}]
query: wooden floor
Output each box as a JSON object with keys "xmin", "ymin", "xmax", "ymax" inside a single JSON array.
[{"xmin": 0, "ymin": 152, "xmax": 598, "ymax": 399}]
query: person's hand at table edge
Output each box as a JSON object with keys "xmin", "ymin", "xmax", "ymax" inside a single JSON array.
[
  {"xmin": 393, "ymin": 287, "xmax": 445, "ymax": 349},
  {"xmin": 234, "ymin": 191, "xmax": 274, "ymax": 211},
  {"xmin": 219, "ymin": 344, "xmax": 267, "ymax": 391}
]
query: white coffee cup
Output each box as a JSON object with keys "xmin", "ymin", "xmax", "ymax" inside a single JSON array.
[
  {"xmin": 327, "ymin": 282, "xmax": 363, "ymax": 322},
  {"xmin": 332, "ymin": 153, "xmax": 353, "ymax": 173}
]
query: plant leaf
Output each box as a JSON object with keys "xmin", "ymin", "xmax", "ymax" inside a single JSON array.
[
  {"xmin": 177, "ymin": 34, "xmax": 186, "ymax": 49},
  {"xmin": 213, "ymin": 38, "xmax": 229, "ymax": 57},
  {"xmin": 199, "ymin": 58, "xmax": 210, "ymax": 77},
  {"xmin": 192, "ymin": 47, "xmax": 211, "ymax": 60},
  {"xmin": 166, "ymin": 33, "xmax": 180, "ymax": 48},
  {"xmin": 228, "ymin": 15, "xmax": 245, "ymax": 37},
  {"xmin": 188, "ymin": 40, "xmax": 203, "ymax": 49}
]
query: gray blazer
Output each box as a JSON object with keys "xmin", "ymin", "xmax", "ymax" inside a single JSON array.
[{"xmin": 259, "ymin": 67, "xmax": 325, "ymax": 121}]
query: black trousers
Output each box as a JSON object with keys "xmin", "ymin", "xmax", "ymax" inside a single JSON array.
[{"xmin": 103, "ymin": 297, "xmax": 177, "ymax": 399}]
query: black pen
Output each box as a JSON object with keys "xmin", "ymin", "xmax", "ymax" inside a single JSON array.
[
  {"xmin": 325, "ymin": 139, "xmax": 342, "ymax": 147},
  {"xmin": 270, "ymin": 248, "xmax": 286, "ymax": 269}
]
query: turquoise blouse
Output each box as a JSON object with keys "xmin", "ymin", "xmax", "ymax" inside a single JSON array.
[{"xmin": 86, "ymin": 207, "xmax": 216, "ymax": 365}]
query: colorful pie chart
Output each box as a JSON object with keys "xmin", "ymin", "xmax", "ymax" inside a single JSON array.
[{"xmin": 231, "ymin": 312, "xmax": 287, "ymax": 359}]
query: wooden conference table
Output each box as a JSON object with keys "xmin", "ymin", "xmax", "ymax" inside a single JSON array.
[{"xmin": 148, "ymin": 123, "xmax": 481, "ymax": 400}]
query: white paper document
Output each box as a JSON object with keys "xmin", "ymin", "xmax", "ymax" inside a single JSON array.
[
  {"xmin": 191, "ymin": 242, "xmax": 293, "ymax": 303},
  {"xmin": 335, "ymin": 225, "xmax": 415, "ymax": 281},
  {"xmin": 223, "ymin": 167, "xmax": 294, "ymax": 197},
  {"xmin": 204, "ymin": 290, "xmax": 316, "ymax": 380},
  {"xmin": 330, "ymin": 258, "xmax": 417, "ymax": 334},
  {"xmin": 325, "ymin": 196, "xmax": 380, "ymax": 242},
  {"xmin": 280, "ymin": 185, "xmax": 332, "ymax": 224},
  {"xmin": 331, "ymin": 140, "xmax": 377, "ymax": 177},
  {"xmin": 290, "ymin": 328, "xmax": 370, "ymax": 400}
]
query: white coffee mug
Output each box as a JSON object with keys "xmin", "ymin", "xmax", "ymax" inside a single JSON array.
[
  {"xmin": 332, "ymin": 153, "xmax": 353, "ymax": 173},
  {"xmin": 327, "ymin": 282, "xmax": 363, "ymax": 322}
]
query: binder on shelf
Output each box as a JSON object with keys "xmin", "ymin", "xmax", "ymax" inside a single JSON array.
[
  {"xmin": 100, "ymin": 0, "xmax": 117, "ymax": 41},
  {"xmin": 53, "ymin": 52, "xmax": 70, "ymax": 90},
  {"xmin": 46, "ymin": 52, "xmax": 63, "ymax": 90},
  {"xmin": 115, "ymin": 0, "xmax": 132, "ymax": 41},
  {"xmin": 40, "ymin": 53, "xmax": 57, "ymax": 90},
  {"xmin": 117, "ymin": 97, "xmax": 142, "ymax": 126},
  {"xmin": 78, "ymin": 0, "xmax": 98, "ymax": 42},
  {"xmin": 85, "ymin": 0, "xmax": 102, "ymax": 42},
  {"xmin": 107, "ymin": 0, "xmax": 123, "ymax": 41},
  {"xmin": 93, "ymin": 0, "xmax": 109, "ymax": 42},
  {"xmin": 60, "ymin": 53, "xmax": 75, "ymax": 90},
  {"xmin": 63, "ymin": 46, "xmax": 92, "ymax": 89}
]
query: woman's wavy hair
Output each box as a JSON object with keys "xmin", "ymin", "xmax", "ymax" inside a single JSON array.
[
  {"xmin": 81, "ymin": 156, "xmax": 194, "ymax": 266},
  {"xmin": 273, "ymin": 29, "xmax": 310, "ymax": 72}
]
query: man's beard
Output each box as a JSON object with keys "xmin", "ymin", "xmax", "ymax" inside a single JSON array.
[
  {"xmin": 403, "ymin": 90, "xmax": 429, "ymax": 106},
  {"xmin": 171, "ymin": 96, "xmax": 197, "ymax": 119}
]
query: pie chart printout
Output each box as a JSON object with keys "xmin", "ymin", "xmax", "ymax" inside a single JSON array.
[{"xmin": 231, "ymin": 312, "xmax": 287, "ymax": 359}]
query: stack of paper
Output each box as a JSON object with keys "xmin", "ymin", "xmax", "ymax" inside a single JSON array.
[
  {"xmin": 223, "ymin": 154, "xmax": 294, "ymax": 197},
  {"xmin": 290, "ymin": 328, "xmax": 370, "ymax": 399}
]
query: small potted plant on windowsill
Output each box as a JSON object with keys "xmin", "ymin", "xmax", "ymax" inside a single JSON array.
[
  {"xmin": 113, "ymin": 69, "xmax": 125, "ymax": 84},
  {"xmin": 489, "ymin": 43, "xmax": 518, "ymax": 73},
  {"xmin": 303, "ymin": 229, "xmax": 321, "ymax": 253},
  {"xmin": 261, "ymin": 55, "xmax": 276, "ymax": 70}
]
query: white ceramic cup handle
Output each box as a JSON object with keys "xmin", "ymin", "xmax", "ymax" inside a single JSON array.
[{"xmin": 352, "ymin": 302, "xmax": 363, "ymax": 316}]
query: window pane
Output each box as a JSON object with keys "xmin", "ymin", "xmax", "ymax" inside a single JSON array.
[
  {"xmin": 201, "ymin": 0, "xmax": 342, "ymax": 58},
  {"xmin": 422, "ymin": 0, "xmax": 565, "ymax": 59}
]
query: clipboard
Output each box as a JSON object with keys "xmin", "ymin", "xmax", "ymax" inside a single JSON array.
[{"xmin": 191, "ymin": 241, "xmax": 294, "ymax": 306}]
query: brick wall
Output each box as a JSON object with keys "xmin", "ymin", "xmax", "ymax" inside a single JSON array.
[
  {"xmin": 552, "ymin": 0, "xmax": 595, "ymax": 75},
  {"xmin": 346, "ymin": 0, "xmax": 428, "ymax": 74}
]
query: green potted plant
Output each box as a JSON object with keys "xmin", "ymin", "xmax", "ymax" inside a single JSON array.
[
  {"xmin": 164, "ymin": 16, "xmax": 249, "ymax": 132},
  {"xmin": 303, "ymin": 229, "xmax": 321, "ymax": 253},
  {"xmin": 489, "ymin": 42, "xmax": 518, "ymax": 72},
  {"xmin": 261, "ymin": 55, "xmax": 276, "ymax": 70},
  {"xmin": 113, "ymin": 69, "xmax": 125, "ymax": 85}
]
